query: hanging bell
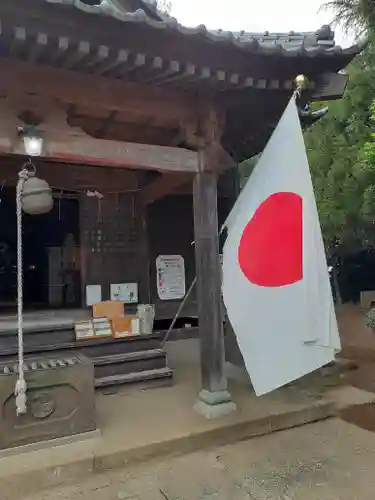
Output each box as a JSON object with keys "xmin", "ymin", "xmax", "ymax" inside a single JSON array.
[{"xmin": 22, "ymin": 172, "xmax": 53, "ymax": 215}]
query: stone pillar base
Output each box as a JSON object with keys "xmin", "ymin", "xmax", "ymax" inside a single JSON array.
[{"xmin": 193, "ymin": 389, "xmax": 237, "ymax": 419}]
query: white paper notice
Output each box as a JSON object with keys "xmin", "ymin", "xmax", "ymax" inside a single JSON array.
[
  {"xmin": 86, "ymin": 285, "xmax": 102, "ymax": 306},
  {"xmin": 156, "ymin": 255, "xmax": 186, "ymax": 300},
  {"xmin": 110, "ymin": 283, "xmax": 138, "ymax": 303}
]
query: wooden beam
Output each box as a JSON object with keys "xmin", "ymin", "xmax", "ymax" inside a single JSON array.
[
  {"xmin": 0, "ymin": 58, "xmax": 199, "ymax": 124},
  {"xmin": 140, "ymin": 173, "xmax": 193, "ymax": 205},
  {"xmin": 0, "ymin": 95, "xmax": 198, "ymax": 173},
  {"xmin": 95, "ymin": 110, "xmax": 117, "ymax": 138},
  {"xmin": 311, "ymin": 72, "xmax": 348, "ymax": 101},
  {"xmin": 67, "ymin": 114, "xmax": 177, "ymax": 144},
  {"xmin": 0, "ymin": 135, "xmax": 199, "ymax": 174},
  {"xmin": 207, "ymin": 143, "xmax": 237, "ymax": 172},
  {"xmin": 0, "ymin": 157, "xmax": 139, "ymax": 192},
  {"xmin": 40, "ymin": 138, "xmax": 199, "ymax": 173}
]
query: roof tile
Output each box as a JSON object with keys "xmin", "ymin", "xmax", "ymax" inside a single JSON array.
[{"xmin": 45, "ymin": 0, "xmax": 367, "ymax": 58}]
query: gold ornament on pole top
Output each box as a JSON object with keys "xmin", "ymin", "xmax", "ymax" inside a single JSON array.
[{"xmin": 294, "ymin": 74, "xmax": 308, "ymax": 96}]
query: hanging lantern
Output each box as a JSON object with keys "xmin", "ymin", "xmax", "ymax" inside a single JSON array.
[
  {"xmin": 17, "ymin": 125, "xmax": 44, "ymax": 157},
  {"xmin": 22, "ymin": 172, "xmax": 53, "ymax": 215},
  {"xmin": 23, "ymin": 134, "xmax": 43, "ymax": 157}
]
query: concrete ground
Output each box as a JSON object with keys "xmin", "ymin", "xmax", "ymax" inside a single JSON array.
[
  {"xmin": 21, "ymin": 417, "xmax": 375, "ymax": 500},
  {"xmin": 0, "ymin": 361, "xmax": 341, "ymax": 499}
]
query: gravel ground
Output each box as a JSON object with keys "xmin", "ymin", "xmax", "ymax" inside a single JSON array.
[{"xmin": 22, "ymin": 417, "xmax": 375, "ymax": 500}]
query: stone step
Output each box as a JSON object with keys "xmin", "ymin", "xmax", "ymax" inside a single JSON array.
[
  {"xmin": 0, "ymin": 333, "xmax": 163, "ymax": 358},
  {"xmin": 92, "ymin": 349, "xmax": 167, "ymax": 379},
  {"xmin": 0, "ymin": 324, "xmax": 199, "ymax": 356},
  {"xmin": 0, "ymin": 327, "xmax": 76, "ymax": 352},
  {"xmin": 95, "ymin": 366, "xmax": 173, "ymax": 389},
  {"xmin": 0, "ymin": 348, "xmax": 172, "ymax": 389}
]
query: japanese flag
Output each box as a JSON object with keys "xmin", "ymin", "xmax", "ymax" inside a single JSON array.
[{"xmin": 222, "ymin": 96, "xmax": 340, "ymax": 396}]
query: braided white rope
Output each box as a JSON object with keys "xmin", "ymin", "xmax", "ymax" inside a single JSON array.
[{"xmin": 15, "ymin": 168, "xmax": 29, "ymax": 416}]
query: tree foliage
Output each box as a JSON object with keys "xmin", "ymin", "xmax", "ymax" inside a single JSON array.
[
  {"xmin": 157, "ymin": 0, "xmax": 172, "ymax": 14},
  {"xmin": 238, "ymin": 36, "xmax": 375, "ymax": 259},
  {"xmin": 305, "ymin": 34, "xmax": 375, "ymax": 257},
  {"xmin": 239, "ymin": 2, "xmax": 375, "ymax": 260},
  {"xmin": 323, "ymin": 0, "xmax": 375, "ymax": 33}
]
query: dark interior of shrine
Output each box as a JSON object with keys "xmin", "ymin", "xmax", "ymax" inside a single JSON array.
[{"xmin": 0, "ymin": 187, "xmax": 80, "ymax": 310}]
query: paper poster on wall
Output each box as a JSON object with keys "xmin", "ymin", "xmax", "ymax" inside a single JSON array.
[
  {"xmin": 156, "ymin": 255, "xmax": 186, "ymax": 301},
  {"xmin": 110, "ymin": 283, "xmax": 138, "ymax": 303},
  {"xmin": 86, "ymin": 284, "xmax": 102, "ymax": 306}
]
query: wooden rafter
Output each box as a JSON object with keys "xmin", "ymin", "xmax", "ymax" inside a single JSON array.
[
  {"xmin": 0, "ymin": 59, "xmax": 199, "ymax": 126},
  {"xmin": 0, "ymin": 22, "xmax": 324, "ymax": 94}
]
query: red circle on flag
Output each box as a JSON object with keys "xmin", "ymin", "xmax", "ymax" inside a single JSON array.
[{"xmin": 237, "ymin": 192, "xmax": 303, "ymax": 287}]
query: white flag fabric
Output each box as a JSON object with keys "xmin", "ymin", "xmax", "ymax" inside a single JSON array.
[{"xmin": 222, "ymin": 96, "xmax": 340, "ymax": 396}]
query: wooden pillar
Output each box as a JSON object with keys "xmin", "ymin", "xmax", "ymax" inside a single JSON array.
[{"xmin": 192, "ymin": 161, "xmax": 236, "ymax": 418}]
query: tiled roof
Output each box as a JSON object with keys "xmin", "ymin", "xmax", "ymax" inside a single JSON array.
[
  {"xmin": 138, "ymin": 0, "xmax": 172, "ymax": 21},
  {"xmin": 45, "ymin": 0, "xmax": 367, "ymax": 57}
]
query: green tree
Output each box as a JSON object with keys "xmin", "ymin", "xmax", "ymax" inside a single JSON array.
[
  {"xmin": 238, "ymin": 33, "xmax": 375, "ymax": 266},
  {"xmin": 305, "ymin": 36, "xmax": 375, "ymax": 259},
  {"xmin": 323, "ymin": 0, "xmax": 375, "ymax": 33},
  {"xmin": 239, "ymin": 41, "xmax": 375, "ymax": 258},
  {"xmin": 357, "ymin": 96, "xmax": 375, "ymax": 220}
]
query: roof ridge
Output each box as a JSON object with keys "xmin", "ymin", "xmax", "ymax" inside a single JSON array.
[
  {"xmin": 215, "ymin": 25, "xmax": 334, "ymax": 40},
  {"xmin": 211, "ymin": 26, "xmax": 336, "ymax": 48},
  {"xmin": 43, "ymin": 0, "xmax": 365, "ymax": 58}
]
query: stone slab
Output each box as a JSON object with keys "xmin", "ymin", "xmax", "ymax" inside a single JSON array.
[{"xmin": 0, "ymin": 429, "xmax": 101, "ymax": 459}]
